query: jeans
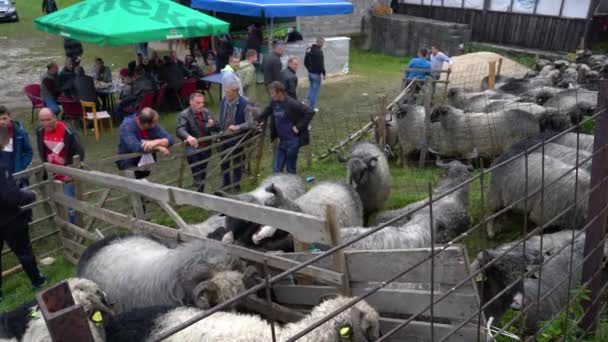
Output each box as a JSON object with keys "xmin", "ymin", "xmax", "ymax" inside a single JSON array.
[
  {"xmin": 306, "ymin": 73, "xmax": 322, "ymax": 109},
  {"xmin": 220, "ymin": 140, "xmax": 243, "ymax": 192},
  {"xmin": 0, "ymin": 213, "xmax": 44, "ymax": 290},
  {"xmin": 187, "ymin": 147, "xmax": 210, "ymax": 192},
  {"xmin": 44, "ymin": 99, "xmax": 61, "ymax": 115},
  {"xmin": 273, "ymin": 138, "xmax": 300, "ymax": 174},
  {"xmin": 63, "ymin": 183, "xmax": 76, "ymax": 224}
]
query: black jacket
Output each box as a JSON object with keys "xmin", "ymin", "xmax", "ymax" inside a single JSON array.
[
  {"xmin": 58, "ymin": 67, "xmax": 76, "ymax": 98},
  {"xmin": 74, "ymin": 74, "xmax": 97, "ymax": 103},
  {"xmin": 176, "ymin": 107, "xmax": 220, "ymax": 142},
  {"xmin": 263, "ymin": 52, "xmax": 283, "ymax": 85},
  {"xmin": 259, "ymin": 96, "xmax": 315, "ymax": 146},
  {"xmin": 159, "ymin": 62, "xmax": 186, "ymax": 92},
  {"xmin": 121, "ymin": 76, "xmax": 155, "ymax": 110},
  {"xmin": 36, "ymin": 123, "xmax": 85, "ymax": 167},
  {"xmin": 0, "ymin": 159, "xmax": 35, "ymax": 227},
  {"xmin": 280, "ymin": 67, "xmax": 298, "ymax": 100},
  {"xmin": 304, "ymin": 44, "xmax": 326, "ymax": 77}
]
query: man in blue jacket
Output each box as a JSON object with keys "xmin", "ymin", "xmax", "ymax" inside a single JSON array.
[
  {"xmin": 0, "ymin": 106, "xmax": 33, "ymax": 187},
  {"xmin": 404, "ymin": 48, "xmax": 432, "ymax": 90},
  {"xmin": 0, "ymin": 126, "xmax": 46, "ymax": 302},
  {"xmin": 116, "ymin": 108, "xmax": 174, "ymax": 180}
]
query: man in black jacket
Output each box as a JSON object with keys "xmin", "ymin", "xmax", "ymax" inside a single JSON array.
[
  {"xmin": 258, "ymin": 81, "xmax": 314, "ymax": 174},
  {"xmin": 114, "ymin": 67, "xmax": 155, "ymax": 121},
  {"xmin": 176, "ymin": 92, "xmax": 219, "ymax": 192},
  {"xmin": 0, "ymin": 126, "xmax": 46, "ymax": 301},
  {"xmin": 263, "ymin": 41, "xmax": 285, "ymax": 87},
  {"xmin": 280, "ymin": 56, "xmax": 299, "ymax": 100},
  {"xmin": 63, "ymin": 38, "xmax": 83, "ymax": 65},
  {"xmin": 304, "ymin": 37, "xmax": 326, "ymax": 112}
]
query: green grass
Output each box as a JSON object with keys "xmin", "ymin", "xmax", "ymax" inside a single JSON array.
[{"xmin": 465, "ymin": 42, "xmax": 537, "ymax": 68}]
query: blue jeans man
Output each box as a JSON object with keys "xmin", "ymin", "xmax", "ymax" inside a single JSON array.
[
  {"xmin": 273, "ymin": 138, "xmax": 300, "ymax": 174},
  {"xmin": 306, "ymin": 73, "xmax": 322, "ymax": 110}
]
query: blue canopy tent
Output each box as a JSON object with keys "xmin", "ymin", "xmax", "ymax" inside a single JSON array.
[{"xmin": 191, "ymin": 0, "xmax": 354, "ymax": 47}]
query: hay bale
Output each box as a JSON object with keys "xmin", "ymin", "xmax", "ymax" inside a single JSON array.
[{"xmin": 441, "ymin": 52, "xmax": 530, "ymax": 91}]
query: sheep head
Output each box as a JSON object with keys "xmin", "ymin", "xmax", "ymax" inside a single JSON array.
[
  {"xmin": 347, "ymin": 156, "xmax": 378, "ymax": 190},
  {"xmin": 263, "ymin": 183, "xmax": 301, "ymax": 212},
  {"xmin": 429, "ymin": 105, "xmax": 453, "ymax": 124},
  {"xmin": 179, "ymin": 262, "xmax": 249, "ymax": 310},
  {"xmin": 309, "ymin": 297, "xmax": 381, "ymax": 342},
  {"xmin": 67, "ymin": 278, "xmax": 114, "ymax": 318}
]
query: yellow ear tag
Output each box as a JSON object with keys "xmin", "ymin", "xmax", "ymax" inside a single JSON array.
[
  {"xmin": 340, "ymin": 326, "xmax": 351, "ymax": 338},
  {"xmin": 90, "ymin": 311, "xmax": 103, "ymax": 326},
  {"xmin": 475, "ymin": 273, "xmax": 487, "ymax": 282}
]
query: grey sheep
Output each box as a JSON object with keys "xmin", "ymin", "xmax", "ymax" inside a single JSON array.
[
  {"xmin": 447, "ymin": 88, "xmax": 516, "ymax": 113},
  {"xmin": 550, "ymin": 132, "xmax": 595, "ymax": 153},
  {"xmin": 104, "ymin": 296, "xmax": 380, "ymax": 342},
  {"xmin": 483, "ymin": 101, "xmax": 570, "ymax": 132},
  {"xmin": 338, "ymin": 160, "xmax": 472, "ymax": 250},
  {"xmin": 343, "ymin": 142, "xmax": 392, "ymax": 219},
  {"xmin": 77, "ymin": 234, "xmax": 255, "ymax": 314},
  {"xmin": 184, "ymin": 213, "xmax": 226, "ymax": 238},
  {"xmin": 395, "ymin": 104, "xmax": 432, "ymax": 160},
  {"xmin": 470, "ymin": 230, "xmax": 586, "ymax": 327},
  {"xmin": 214, "ymin": 174, "xmax": 306, "ymax": 246},
  {"xmin": 429, "ymin": 105, "xmax": 540, "ymax": 159},
  {"xmin": 251, "ymin": 181, "xmax": 364, "ymax": 246},
  {"xmin": 506, "ymin": 134, "xmax": 593, "ymax": 172},
  {"xmin": 543, "ymin": 88, "xmax": 598, "ymax": 123},
  {"xmin": 486, "ymin": 147, "xmax": 590, "ymax": 238}
]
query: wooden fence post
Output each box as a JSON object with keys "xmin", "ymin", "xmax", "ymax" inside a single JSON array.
[
  {"xmin": 326, "ymin": 205, "xmax": 351, "ymax": 296},
  {"xmin": 581, "ymin": 79, "xmax": 608, "ymax": 332},
  {"xmin": 497, "ymin": 57, "xmax": 503, "ymax": 77},
  {"xmin": 488, "ymin": 60, "xmax": 496, "ymax": 90},
  {"xmin": 123, "ymin": 170, "xmax": 146, "ymax": 219},
  {"xmin": 177, "ymin": 144, "xmax": 188, "ymax": 189},
  {"xmin": 254, "ymin": 122, "xmax": 267, "ymax": 181},
  {"xmin": 377, "ymin": 94, "xmax": 387, "ymax": 146},
  {"xmin": 418, "ymin": 76, "xmax": 434, "ymax": 167},
  {"xmin": 72, "ymin": 156, "xmax": 84, "ymax": 228},
  {"xmin": 52, "ymin": 180, "xmax": 69, "ymax": 222}
]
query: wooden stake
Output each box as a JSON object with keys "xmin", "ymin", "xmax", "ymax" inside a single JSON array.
[
  {"xmin": 377, "ymin": 95, "xmax": 387, "ymax": 146},
  {"xmin": 488, "ymin": 60, "xmax": 497, "ymax": 90},
  {"xmin": 326, "ymin": 204, "xmax": 351, "ymax": 296}
]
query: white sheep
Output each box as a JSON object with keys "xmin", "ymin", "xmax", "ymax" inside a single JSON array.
[
  {"xmin": 77, "ymin": 234, "xmax": 253, "ymax": 314},
  {"xmin": 0, "ymin": 278, "xmax": 112, "ymax": 342},
  {"xmin": 104, "ymin": 296, "xmax": 380, "ymax": 342}
]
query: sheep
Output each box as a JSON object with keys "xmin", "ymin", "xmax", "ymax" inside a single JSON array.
[
  {"xmin": 0, "ymin": 278, "xmax": 112, "ymax": 342},
  {"xmin": 343, "ymin": 142, "xmax": 392, "ymax": 219},
  {"xmin": 542, "ymin": 88, "xmax": 598, "ymax": 124},
  {"xmin": 486, "ymin": 146, "xmax": 590, "ymax": 238},
  {"xmin": 337, "ymin": 159, "xmax": 472, "ymax": 250},
  {"xmin": 183, "ymin": 213, "xmax": 226, "ymax": 238},
  {"xmin": 470, "ymin": 230, "xmax": 583, "ymax": 325},
  {"xmin": 550, "ymin": 132, "xmax": 595, "ymax": 153},
  {"xmin": 429, "ymin": 105, "xmax": 540, "ymax": 159},
  {"xmin": 505, "ymin": 134, "xmax": 593, "ymax": 172},
  {"xmin": 395, "ymin": 104, "xmax": 430, "ymax": 159},
  {"xmin": 374, "ymin": 112, "xmax": 399, "ymax": 154},
  {"xmin": 472, "ymin": 231, "xmax": 607, "ymax": 335},
  {"xmin": 105, "ymin": 296, "xmax": 380, "ymax": 342},
  {"xmin": 482, "ymin": 101, "xmax": 570, "ymax": 131},
  {"xmin": 77, "ymin": 234, "xmax": 255, "ymax": 314},
  {"xmin": 447, "ymin": 88, "xmax": 516, "ymax": 113},
  {"xmin": 369, "ymin": 198, "xmax": 427, "ymax": 227},
  {"xmin": 252, "ymin": 182, "xmax": 364, "ymax": 248},
  {"xmin": 213, "ymin": 174, "xmax": 306, "ymax": 246}
]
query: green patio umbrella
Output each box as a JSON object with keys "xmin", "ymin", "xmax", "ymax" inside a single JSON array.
[{"xmin": 34, "ymin": 0, "xmax": 230, "ymax": 46}]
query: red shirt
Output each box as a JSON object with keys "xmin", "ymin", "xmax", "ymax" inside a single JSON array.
[
  {"xmin": 136, "ymin": 117, "xmax": 150, "ymax": 140},
  {"xmin": 43, "ymin": 121, "xmax": 68, "ymax": 181}
]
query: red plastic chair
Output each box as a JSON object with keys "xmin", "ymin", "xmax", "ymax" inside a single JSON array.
[
  {"xmin": 155, "ymin": 83, "xmax": 168, "ymax": 109},
  {"xmin": 23, "ymin": 84, "xmax": 45, "ymax": 123},
  {"xmin": 137, "ymin": 91, "xmax": 156, "ymax": 112},
  {"xmin": 58, "ymin": 96, "xmax": 84, "ymax": 125}
]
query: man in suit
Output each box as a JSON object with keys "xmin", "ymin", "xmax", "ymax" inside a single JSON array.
[{"xmin": 176, "ymin": 92, "xmax": 220, "ymax": 192}]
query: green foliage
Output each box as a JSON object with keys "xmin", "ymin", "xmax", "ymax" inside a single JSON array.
[{"xmin": 537, "ymin": 287, "xmax": 590, "ymax": 342}]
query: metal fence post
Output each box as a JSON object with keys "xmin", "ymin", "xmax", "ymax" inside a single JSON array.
[{"xmin": 581, "ymin": 79, "xmax": 608, "ymax": 332}]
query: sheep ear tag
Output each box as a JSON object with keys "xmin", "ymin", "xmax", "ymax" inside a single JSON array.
[
  {"xmin": 475, "ymin": 273, "xmax": 487, "ymax": 282},
  {"xmin": 339, "ymin": 323, "xmax": 353, "ymax": 341},
  {"xmin": 90, "ymin": 310, "xmax": 103, "ymax": 326}
]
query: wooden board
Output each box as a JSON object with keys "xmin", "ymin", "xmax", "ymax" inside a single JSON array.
[
  {"xmin": 171, "ymin": 188, "xmax": 331, "ymax": 245},
  {"xmin": 379, "ymin": 317, "xmax": 484, "ymax": 342},
  {"xmin": 271, "ymin": 284, "xmax": 479, "ymax": 322},
  {"xmin": 276, "ymin": 252, "xmax": 335, "ymax": 270},
  {"xmin": 346, "ymin": 246, "xmax": 468, "ymax": 285},
  {"xmin": 44, "ymin": 163, "xmax": 171, "ymax": 202}
]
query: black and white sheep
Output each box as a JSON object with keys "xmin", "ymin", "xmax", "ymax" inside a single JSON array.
[
  {"xmin": 214, "ymin": 174, "xmax": 306, "ymax": 246},
  {"xmin": 104, "ymin": 296, "xmax": 380, "ymax": 342},
  {"xmin": 77, "ymin": 234, "xmax": 254, "ymax": 314},
  {"xmin": 486, "ymin": 146, "xmax": 590, "ymax": 238},
  {"xmin": 252, "ymin": 181, "xmax": 364, "ymax": 249},
  {"xmin": 429, "ymin": 105, "xmax": 540, "ymax": 159},
  {"xmin": 343, "ymin": 142, "xmax": 392, "ymax": 220},
  {"xmin": 337, "ymin": 159, "xmax": 472, "ymax": 250},
  {"xmin": 0, "ymin": 278, "xmax": 113, "ymax": 342}
]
